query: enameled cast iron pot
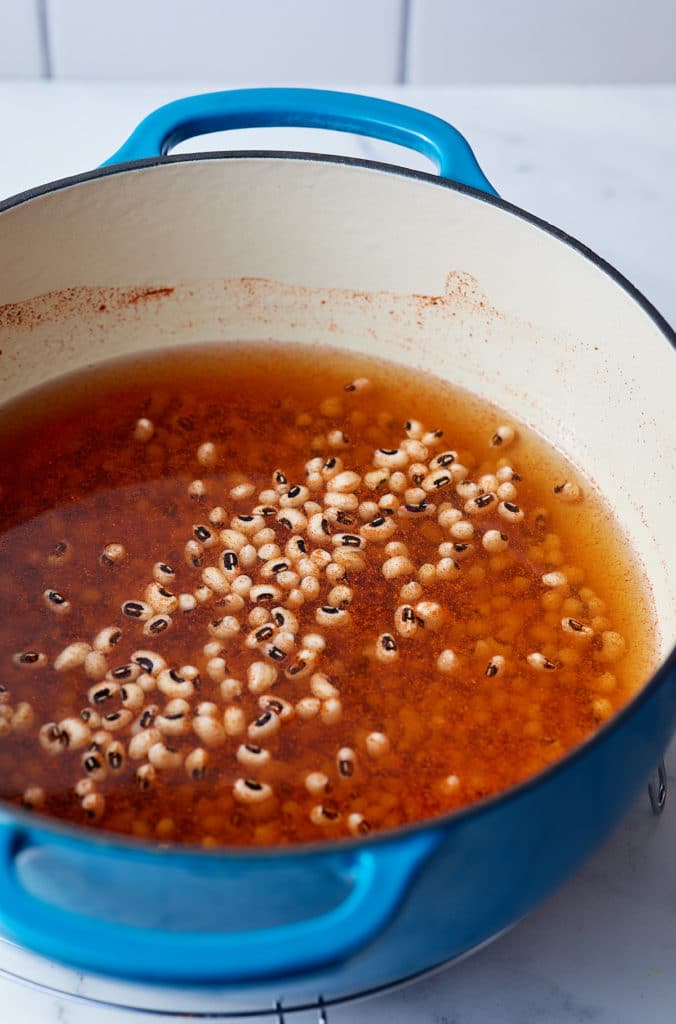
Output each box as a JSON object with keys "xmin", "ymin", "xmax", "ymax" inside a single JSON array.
[{"xmin": 0, "ymin": 90, "xmax": 673, "ymax": 1012}]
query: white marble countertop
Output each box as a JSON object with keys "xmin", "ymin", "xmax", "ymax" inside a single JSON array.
[{"xmin": 0, "ymin": 81, "xmax": 673, "ymax": 1023}]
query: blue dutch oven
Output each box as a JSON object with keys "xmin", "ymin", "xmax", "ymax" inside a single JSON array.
[{"xmin": 0, "ymin": 89, "xmax": 673, "ymax": 1013}]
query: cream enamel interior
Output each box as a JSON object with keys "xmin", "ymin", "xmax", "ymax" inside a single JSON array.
[{"xmin": 0, "ymin": 157, "xmax": 673, "ymax": 659}]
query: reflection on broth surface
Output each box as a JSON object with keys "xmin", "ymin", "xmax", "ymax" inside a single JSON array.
[{"xmin": 0, "ymin": 343, "xmax": 656, "ymax": 846}]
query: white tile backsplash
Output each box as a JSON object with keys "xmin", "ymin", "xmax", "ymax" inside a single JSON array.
[
  {"xmin": 0, "ymin": 0, "xmax": 45, "ymax": 77},
  {"xmin": 407, "ymin": 0, "xmax": 676, "ymax": 83},
  {"xmin": 46, "ymin": 0, "xmax": 405, "ymax": 81}
]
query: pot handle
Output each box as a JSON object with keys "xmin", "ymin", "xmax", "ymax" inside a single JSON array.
[
  {"xmin": 103, "ymin": 88, "xmax": 497, "ymax": 195},
  {"xmin": 0, "ymin": 823, "xmax": 440, "ymax": 982}
]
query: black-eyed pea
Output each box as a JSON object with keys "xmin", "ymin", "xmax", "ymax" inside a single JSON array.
[
  {"xmin": 81, "ymin": 792, "xmax": 106, "ymax": 822},
  {"xmin": 382, "ymin": 555, "xmax": 415, "ymax": 580},
  {"xmin": 75, "ymin": 777, "xmax": 96, "ymax": 799},
  {"xmin": 310, "ymin": 673, "xmax": 339, "ymax": 700},
  {"xmin": 594, "ymin": 672, "xmax": 617, "ymax": 694},
  {"xmin": 422, "ymin": 428, "xmax": 443, "ymax": 448},
  {"xmin": 248, "ymin": 607, "xmax": 272, "ymax": 630},
  {"xmin": 185, "ymin": 748, "xmax": 209, "ymax": 781},
  {"xmin": 247, "ymin": 661, "xmax": 278, "ymax": 695},
  {"xmin": 422, "ymin": 470, "xmax": 453, "ymax": 494},
  {"xmin": 47, "ymin": 539, "xmax": 73, "ymax": 566},
  {"xmin": 296, "ymin": 696, "xmax": 321, "ymax": 721},
  {"xmin": 151, "ymin": 562, "xmax": 175, "ymax": 587},
  {"xmin": 482, "ymin": 530, "xmax": 508, "ymax": 554},
  {"xmin": 305, "ymin": 771, "xmax": 329, "ymax": 796},
  {"xmin": 248, "ymin": 709, "xmax": 281, "ymax": 742},
  {"xmin": 333, "ymin": 549, "xmax": 366, "ymax": 572},
  {"xmin": 497, "ymin": 500, "xmax": 525, "ymax": 524},
  {"xmin": 209, "ymin": 506, "xmax": 228, "ymax": 527},
  {"xmin": 327, "ymin": 585, "xmax": 354, "ymax": 606},
  {"xmin": 237, "ymin": 743, "xmax": 271, "ymax": 769},
  {"xmin": 398, "ymin": 500, "xmax": 436, "ymax": 518},
  {"xmin": 156, "ymin": 699, "xmax": 192, "ymax": 737},
  {"xmin": 320, "ymin": 697, "xmax": 343, "ymax": 725},
  {"xmin": 399, "ymin": 580, "xmax": 423, "ymax": 601},
  {"xmin": 404, "ymin": 418, "xmax": 425, "ymax": 439},
  {"xmin": 120, "ymin": 682, "xmax": 145, "ymax": 711},
  {"xmin": 465, "ymin": 492, "xmax": 497, "ymax": 516},
  {"xmin": 196, "ymin": 441, "xmax": 218, "ymax": 467},
  {"xmin": 128, "ymin": 727, "xmax": 161, "ymax": 760},
  {"xmin": 542, "ymin": 571, "xmax": 568, "ymax": 588},
  {"xmin": 440, "ymin": 774, "xmax": 461, "ymax": 796},
  {"xmin": 157, "ymin": 668, "xmax": 194, "ymax": 700},
  {"xmin": 187, "ymin": 479, "xmax": 208, "ymax": 500},
  {"xmin": 526, "ymin": 652, "xmax": 559, "ymax": 671},
  {"xmin": 456, "ymin": 481, "xmax": 480, "ymax": 502},
  {"xmin": 437, "ymin": 649, "xmax": 459, "ymax": 674},
  {"xmin": 375, "ymin": 632, "xmax": 399, "ymax": 664},
  {"xmin": 485, "ymin": 655, "xmax": 507, "ymax": 678},
  {"xmin": 42, "ymin": 588, "xmax": 71, "ymax": 616},
  {"xmin": 22, "ymin": 785, "xmax": 46, "ymax": 810},
  {"xmin": 80, "ymin": 707, "xmax": 101, "ymax": 729},
  {"xmin": 84, "ymin": 650, "xmax": 108, "ymax": 681},
  {"xmin": 327, "ymin": 470, "xmax": 361, "ymax": 494},
  {"xmin": 136, "ymin": 764, "xmax": 157, "ymax": 790},
  {"xmin": 59, "ymin": 717, "xmax": 92, "ymax": 749},
  {"xmin": 401, "ymin": 438, "xmax": 428, "ymax": 462},
  {"xmin": 347, "ymin": 812, "xmax": 370, "ymax": 836},
  {"xmin": 496, "ymin": 481, "xmax": 518, "ymax": 502},
  {"xmin": 389, "ymin": 471, "xmax": 408, "ymax": 493},
  {"xmin": 206, "ymin": 657, "xmax": 227, "ymax": 683},
  {"xmin": 101, "ymin": 709, "xmax": 133, "ymax": 733},
  {"xmin": 207, "ymin": 615, "xmax": 240, "ymax": 641},
  {"xmin": 231, "ymin": 513, "xmax": 266, "ymax": 536},
  {"xmin": 10, "ymin": 702, "xmax": 34, "ymax": 733},
  {"xmin": 106, "ymin": 740, "xmax": 126, "ymax": 771},
  {"xmin": 450, "ymin": 520, "xmax": 474, "ymax": 541},
  {"xmin": 365, "ymin": 732, "xmax": 390, "ymax": 758},
  {"xmin": 432, "ymin": 448, "xmax": 459, "ymax": 468},
  {"xmin": 553, "ymin": 481, "xmax": 582, "ymax": 503},
  {"xmin": 310, "ymin": 804, "xmax": 341, "ymax": 826},
  {"xmin": 415, "ymin": 600, "xmax": 445, "ymax": 631},
  {"xmin": 284, "ymin": 649, "xmax": 318, "ymax": 680},
  {"xmin": 276, "ymin": 508, "xmax": 308, "ymax": 532},
  {"xmin": 378, "ymin": 493, "xmax": 400, "ymax": 514},
  {"xmin": 12, "ymin": 650, "xmax": 48, "ymax": 670},
  {"xmin": 592, "ymin": 697, "xmax": 613, "ymax": 720},
  {"xmin": 490, "ymin": 425, "xmax": 516, "ymax": 448},
  {"xmin": 316, "ymin": 606, "xmax": 351, "ymax": 628},
  {"xmin": 250, "ymin": 583, "xmax": 282, "ymax": 605},
  {"xmin": 131, "ymin": 650, "xmax": 166, "ymax": 677},
  {"xmin": 39, "ymin": 722, "xmax": 67, "ymax": 755},
  {"xmin": 223, "ymin": 706, "xmax": 246, "ymax": 737},
  {"xmin": 364, "ymin": 469, "xmax": 390, "ymax": 491},
  {"xmin": 234, "ymin": 778, "xmax": 273, "ymax": 804},
  {"xmin": 394, "ymin": 604, "xmax": 419, "ymax": 638},
  {"xmin": 148, "ymin": 741, "xmax": 184, "ymax": 772},
  {"xmin": 54, "ymin": 641, "xmax": 92, "ymax": 672},
  {"xmin": 436, "ymin": 557, "xmax": 461, "ymax": 581},
  {"xmin": 373, "ymin": 447, "xmax": 408, "ymax": 470},
  {"xmin": 561, "ymin": 618, "xmax": 594, "ymax": 640},
  {"xmin": 596, "ymin": 631, "xmax": 627, "ymax": 664}
]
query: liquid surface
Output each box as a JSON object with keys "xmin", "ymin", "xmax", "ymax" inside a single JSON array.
[{"xmin": 0, "ymin": 343, "xmax": 655, "ymax": 846}]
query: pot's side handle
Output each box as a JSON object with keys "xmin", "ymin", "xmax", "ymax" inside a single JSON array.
[
  {"xmin": 103, "ymin": 88, "xmax": 498, "ymax": 195},
  {"xmin": 0, "ymin": 823, "xmax": 441, "ymax": 983}
]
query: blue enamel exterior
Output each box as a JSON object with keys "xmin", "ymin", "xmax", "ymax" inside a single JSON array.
[
  {"xmin": 103, "ymin": 87, "xmax": 498, "ymax": 195},
  {"xmin": 0, "ymin": 89, "xmax": 672, "ymax": 994}
]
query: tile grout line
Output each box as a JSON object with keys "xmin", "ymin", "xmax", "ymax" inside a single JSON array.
[
  {"xmin": 36, "ymin": 0, "xmax": 52, "ymax": 78},
  {"xmin": 397, "ymin": 0, "xmax": 412, "ymax": 84}
]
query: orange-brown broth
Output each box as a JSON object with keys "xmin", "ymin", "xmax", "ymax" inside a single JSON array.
[{"xmin": 0, "ymin": 343, "xmax": 656, "ymax": 845}]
